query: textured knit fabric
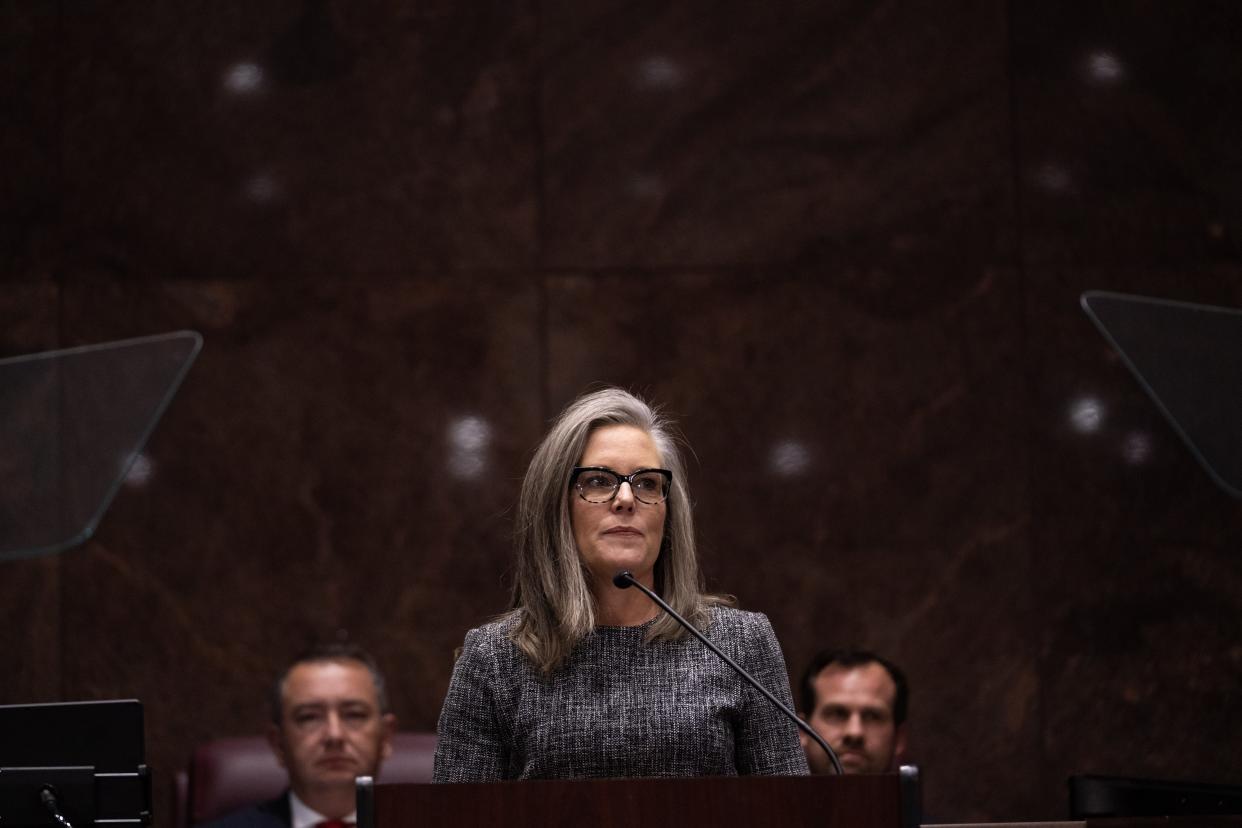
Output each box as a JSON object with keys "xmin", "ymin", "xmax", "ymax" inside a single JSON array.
[{"xmin": 432, "ymin": 606, "xmax": 809, "ymax": 782}]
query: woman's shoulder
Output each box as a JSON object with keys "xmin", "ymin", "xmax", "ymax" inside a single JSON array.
[
  {"xmin": 704, "ymin": 604, "xmax": 775, "ymax": 637},
  {"xmin": 453, "ymin": 611, "xmax": 522, "ymax": 664},
  {"xmin": 702, "ymin": 605, "xmax": 788, "ymax": 668},
  {"xmin": 463, "ymin": 610, "xmax": 521, "ymax": 645}
]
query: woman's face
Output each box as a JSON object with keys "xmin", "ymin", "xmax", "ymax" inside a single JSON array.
[{"xmin": 571, "ymin": 424, "xmax": 667, "ymax": 589}]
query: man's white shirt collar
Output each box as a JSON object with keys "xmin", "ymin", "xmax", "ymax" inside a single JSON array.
[{"xmin": 289, "ymin": 790, "xmax": 356, "ymax": 828}]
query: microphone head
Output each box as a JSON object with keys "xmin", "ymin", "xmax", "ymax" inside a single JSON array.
[{"xmin": 612, "ymin": 571, "xmax": 634, "ymax": 589}]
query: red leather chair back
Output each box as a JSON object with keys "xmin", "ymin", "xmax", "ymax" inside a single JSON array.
[{"xmin": 180, "ymin": 732, "xmax": 437, "ymax": 826}]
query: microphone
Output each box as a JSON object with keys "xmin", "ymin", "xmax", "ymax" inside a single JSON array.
[
  {"xmin": 41, "ymin": 786, "xmax": 75, "ymax": 828},
  {"xmin": 612, "ymin": 570, "xmax": 844, "ymax": 775}
]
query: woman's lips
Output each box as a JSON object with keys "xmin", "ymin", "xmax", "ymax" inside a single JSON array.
[{"xmin": 603, "ymin": 527, "xmax": 642, "ymax": 536}]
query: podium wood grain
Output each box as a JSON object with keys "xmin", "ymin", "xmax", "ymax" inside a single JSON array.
[{"xmin": 371, "ymin": 774, "xmax": 903, "ymax": 828}]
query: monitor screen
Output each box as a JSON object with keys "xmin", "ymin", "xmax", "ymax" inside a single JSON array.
[
  {"xmin": 0, "ymin": 699, "xmax": 144, "ymax": 771},
  {"xmin": 0, "ymin": 699, "xmax": 149, "ymax": 826}
]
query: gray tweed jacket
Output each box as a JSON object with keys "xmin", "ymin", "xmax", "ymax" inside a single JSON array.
[{"xmin": 432, "ymin": 605, "xmax": 809, "ymax": 782}]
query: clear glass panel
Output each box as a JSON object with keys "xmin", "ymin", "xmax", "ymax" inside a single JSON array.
[
  {"xmin": 1082, "ymin": 291, "xmax": 1242, "ymax": 498},
  {"xmin": 0, "ymin": 331, "xmax": 202, "ymax": 560}
]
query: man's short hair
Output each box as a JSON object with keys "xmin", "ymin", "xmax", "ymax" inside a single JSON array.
[
  {"xmin": 800, "ymin": 648, "xmax": 908, "ymax": 726},
  {"xmin": 269, "ymin": 642, "xmax": 390, "ymax": 725}
]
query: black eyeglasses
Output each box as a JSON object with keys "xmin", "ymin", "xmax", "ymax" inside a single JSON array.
[{"xmin": 571, "ymin": 466, "xmax": 672, "ymax": 504}]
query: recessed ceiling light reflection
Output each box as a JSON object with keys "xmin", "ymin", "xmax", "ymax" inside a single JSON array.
[
  {"xmin": 1068, "ymin": 396, "xmax": 1105, "ymax": 434},
  {"xmin": 223, "ymin": 61, "xmax": 265, "ymax": 95},
  {"xmin": 124, "ymin": 453, "xmax": 154, "ymax": 488},
  {"xmin": 243, "ymin": 174, "xmax": 280, "ymax": 204},
  {"xmin": 768, "ymin": 440, "xmax": 811, "ymax": 477},
  {"xmin": 1086, "ymin": 51, "xmax": 1125, "ymax": 85},
  {"xmin": 1121, "ymin": 431, "xmax": 1152, "ymax": 465},
  {"xmin": 626, "ymin": 174, "xmax": 664, "ymax": 199},
  {"xmin": 1034, "ymin": 162, "xmax": 1073, "ymax": 194},
  {"xmin": 448, "ymin": 415, "xmax": 492, "ymax": 480},
  {"xmin": 636, "ymin": 55, "xmax": 685, "ymax": 91}
]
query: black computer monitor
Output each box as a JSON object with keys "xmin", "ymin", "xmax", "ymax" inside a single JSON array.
[{"xmin": 0, "ymin": 699, "xmax": 151, "ymax": 826}]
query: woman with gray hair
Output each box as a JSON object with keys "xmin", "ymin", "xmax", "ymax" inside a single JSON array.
[{"xmin": 432, "ymin": 387, "xmax": 808, "ymax": 781}]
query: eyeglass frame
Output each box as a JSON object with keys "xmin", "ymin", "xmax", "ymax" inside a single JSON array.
[{"xmin": 569, "ymin": 466, "xmax": 673, "ymax": 505}]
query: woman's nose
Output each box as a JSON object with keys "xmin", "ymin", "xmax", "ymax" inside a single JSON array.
[{"xmin": 612, "ymin": 481, "xmax": 635, "ymax": 509}]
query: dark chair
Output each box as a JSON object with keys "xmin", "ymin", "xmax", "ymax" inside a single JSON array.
[{"xmin": 175, "ymin": 732, "xmax": 437, "ymax": 827}]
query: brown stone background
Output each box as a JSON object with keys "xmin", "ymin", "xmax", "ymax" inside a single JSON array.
[{"xmin": 3, "ymin": 0, "xmax": 1242, "ymax": 822}]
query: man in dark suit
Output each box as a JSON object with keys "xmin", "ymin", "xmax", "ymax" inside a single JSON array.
[{"xmin": 201, "ymin": 643, "xmax": 397, "ymax": 827}]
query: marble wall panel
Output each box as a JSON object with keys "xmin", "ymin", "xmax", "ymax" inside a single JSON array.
[
  {"xmin": 547, "ymin": 266, "xmax": 1027, "ymax": 553},
  {"xmin": 0, "ymin": 555, "xmax": 61, "ymax": 703},
  {"xmin": 540, "ymin": 0, "xmax": 1013, "ymax": 269},
  {"xmin": 1013, "ymin": 1, "xmax": 1242, "ymax": 268},
  {"xmin": 57, "ymin": 1, "xmax": 538, "ymax": 283},
  {"xmin": 1039, "ymin": 541, "xmax": 1242, "ymax": 789},
  {"xmin": 53, "ymin": 270, "xmax": 541, "ymax": 804},
  {"xmin": 0, "ymin": 281, "xmax": 59, "ymax": 356},
  {"xmin": 0, "ymin": 2, "xmax": 59, "ymax": 279}
]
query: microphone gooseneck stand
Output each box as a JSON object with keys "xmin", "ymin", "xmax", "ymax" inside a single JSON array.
[
  {"xmin": 612, "ymin": 570, "xmax": 845, "ymax": 775},
  {"xmin": 41, "ymin": 786, "xmax": 76, "ymax": 828}
]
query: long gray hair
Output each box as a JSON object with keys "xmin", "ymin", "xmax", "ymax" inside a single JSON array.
[{"xmin": 510, "ymin": 388, "xmax": 723, "ymax": 673}]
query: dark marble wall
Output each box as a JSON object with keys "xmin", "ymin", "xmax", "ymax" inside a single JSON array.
[{"xmin": 3, "ymin": 1, "xmax": 1241, "ymax": 822}]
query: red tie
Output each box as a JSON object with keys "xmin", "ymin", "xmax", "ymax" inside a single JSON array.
[{"xmin": 315, "ymin": 822, "xmax": 354, "ymax": 828}]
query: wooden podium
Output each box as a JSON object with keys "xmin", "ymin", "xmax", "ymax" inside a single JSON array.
[{"xmin": 357, "ymin": 771, "xmax": 920, "ymax": 828}]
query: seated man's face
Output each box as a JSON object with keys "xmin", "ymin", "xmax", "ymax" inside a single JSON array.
[
  {"xmin": 803, "ymin": 662, "xmax": 904, "ymax": 774},
  {"xmin": 269, "ymin": 659, "xmax": 395, "ymax": 799}
]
